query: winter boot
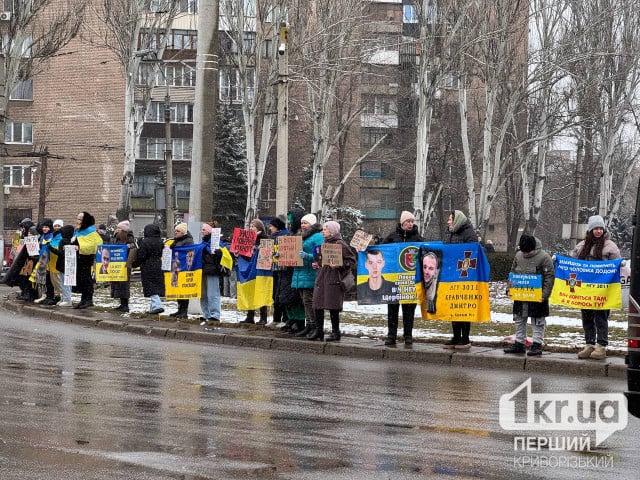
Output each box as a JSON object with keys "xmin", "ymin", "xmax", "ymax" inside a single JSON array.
[
  {"xmin": 295, "ymin": 321, "xmax": 314, "ymax": 337},
  {"xmin": 504, "ymin": 341, "xmax": 526, "ymax": 354},
  {"xmin": 114, "ymin": 298, "xmax": 129, "ymax": 312},
  {"xmin": 527, "ymin": 342, "xmax": 543, "ymax": 356},
  {"xmin": 384, "ymin": 336, "xmax": 397, "ymax": 346},
  {"xmin": 589, "ymin": 344, "xmax": 607, "ymax": 360},
  {"xmin": 280, "ymin": 319, "xmax": 295, "ymax": 332},
  {"xmin": 257, "ymin": 306, "xmax": 268, "ymax": 325},
  {"xmin": 577, "ymin": 344, "xmax": 596, "ymax": 359},
  {"xmin": 240, "ymin": 310, "xmax": 256, "ymax": 324},
  {"xmin": 307, "ymin": 311, "xmax": 324, "ymax": 341},
  {"xmin": 326, "ymin": 318, "xmax": 341, "ymax": 342}
]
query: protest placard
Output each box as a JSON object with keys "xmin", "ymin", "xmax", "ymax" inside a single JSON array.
[
  {"xmin": 231, "ymin": 228, "xmax": 257, "ymax": 257},
  {"xmin": 257, "ymin": 239, "xmax": 274, "ymax": 270},
  {"xmin": 321, "ymin": 243, "xmax": 343, "ymax": 267},
  {"xmin": 350, "ymin": 229, "xmax": 373, "ymax": 251},
  {"xmin": 276, "ymin": 236, "xmax": 303, "ymax": 267},
  {"xmin": 210, "ymin": 228, "xmax": 221, "ymax": 250},
  {"xmin": 25, "ymin": 236, "xmax": 39, "ymax": 256},
  {"xmin": 64, "ymin": 245, "xmax": 77, "ymax": 286}
]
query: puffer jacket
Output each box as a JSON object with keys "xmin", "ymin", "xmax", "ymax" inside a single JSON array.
[
  {"xmin": 291, "ymin": 223, "xmax": 324, "ymax": 289},
  {"xmin": 511, "ymin": 237, "xmax": 555, "ymax": 318},
  {"xmin": 382, "ymin": 223, "xmax": 423, "ymax": 244}
]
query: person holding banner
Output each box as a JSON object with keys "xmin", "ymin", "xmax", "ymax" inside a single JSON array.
[
  {"xmin": 71, "ymin": 212, "xmax": 103, "ymax": 309},
  {"xmin": 311, "ymin": 221, "xmax": 357, "ymax": 342},
  {"xmin": 110, "ymin": 220, "xmax": 137, "ymax": 313},
  {"xmin": 571, "ymin": 215, "xmax": 621, "ymax": 360},
  {"xmin": 268, "ymin": 216, "xmax": 296, "ymax": 327},
  {"xmin": 50, "ymin": 224, "xmax": 75, "ymax": 307},
  {"xmin": 169, "ymin": 223, "xmax": 194, "ymax": 318},
  {"xmin": 443, "ymin": 210, "xmax": 478, "ymax": 350},
  {"xmin": 132, "ymin": 224, "xmax": 166, "ymax": 315},
  {"xmin": 381, "ymin": 211, "xmax": 423, "ymax": 346},
  {"xmin": 239, "ymin": 218, "xmax": 270, "ymax": 324},
  {"xmin": 504, "ymin": 234, "xmax": 555, "ymax": 356}
]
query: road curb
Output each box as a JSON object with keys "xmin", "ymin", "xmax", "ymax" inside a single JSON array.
[{"xmin": 0, "ymin": 297, "xmax": 630, "ymax": 379}]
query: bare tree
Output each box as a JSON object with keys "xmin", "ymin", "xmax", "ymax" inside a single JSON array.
[
  {"xmin": 86, "ymin": 0, "xmax": 179, "ymax": 220},
  {"xmin": 0, "ymin": 0, "xmax": 86, "ymax": 237}
]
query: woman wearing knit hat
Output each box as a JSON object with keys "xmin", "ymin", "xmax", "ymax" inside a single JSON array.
[
  {"xmin": 291, "ymin": 213, "xmax": 324, "ymax": 337},
  {"xmin": 309, "ymin": 220, "xmax": 357, "ymax": 341},
  {"xmin": 380, "ymin": 210, "xmax": 424, "ymax": 345},
  {"xmin": 169, "ymin": 222, "xmax": 194, "ymax": 318},
  {"xmin": 571, "ymin": 215, "xmax": 621, "ymax": 360},
  {"xmin": 110, "ymin": 219, "xmax": 138, "ymax": 313},
  {"xmin": 443, "ymin": 210, "xmax": 478, "ymax": 349},
  {"xmin": 239, "ymin": 218, "xmax": 270, "ymax": 324}
]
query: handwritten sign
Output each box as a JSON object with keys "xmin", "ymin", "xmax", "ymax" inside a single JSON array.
[
  {"xmin": 276, "ymin": 236, "xmax": 303, "ymax": 267},
  {"xmin": 350, "ymin": 229, "xmax": 373, "ymax": 252},
  {"xmin": 231, "ymin": 228, "xmax": 257, "ymax": 257},
  {"xmin": 210, "ymin": 228, "xmax": 221, "ymax": 250},
  {"xmin": 64, "ymin": 245, "xmax": 77, "ymax": 286},
  {"xmin": 25, "ymin": 236, "xmax": 39, "ymax": 256},
  {"xmin": 257, "ymin": 239, "xmax": 274, "ymax": 270},
  {"xmin": 161, "ymin": 246, "xmax": 173, "ymax": 271},
  {"xmin": 321, "ymin": 243, "xmax": 343, "ymax": 267}
]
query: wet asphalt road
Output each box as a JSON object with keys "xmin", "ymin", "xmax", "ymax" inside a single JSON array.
[{"xmin": 1, "ymin": 311, "xmax": 639, "ymax": 480}]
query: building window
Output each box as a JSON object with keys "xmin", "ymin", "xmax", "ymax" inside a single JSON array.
[
  {"xmin": 178, "ymin": 0, "xmax": 198, "ymax": 13},
  {"xmin": 403, "ymin": 5, "xmax": 418, "ymax": 24},
  {"xmin": 170, "ymin": 29, "xmax": 197, "ymax": 50},
  {"xmin": 2, "ymin": 34, "xmax": 32, "ymax": 57},
  {"xmin": 4, "ymin": 208, "xmax": 33, "ymax": 230},
  {"xmin": 363, "ymin": 95, "xmax": 397, "ymax": 115},
  {"xmin": 5, "ymin": 121, "xmax": 33, "ymax": 144},
  {"xmin": 3, "ymin": 0, "xmax": 14, "ymax": 12},
  {"xmin": 151, "ymin": 0, "xmax": 198, "ymax": 14},
  {"xmin": 138, "ymin": 101, "xmax": 194, "ymax": 123},
  {"xmin": 220, "ymin": 67, "xmax": 254, "ymax": 102},
  {"xmin": 3, "ymin": 165, "xmax": 33, "ymax": 187},
  {"xmin": 175, "ymin": 176, "xmax": 191, "ymax": 199},
  {"xmin": 443, "ymin": 73, "xmax": 459, "ymax": 89},
  {"xmin": 361, "ymin": 160, "xmax": 382, "ymax": 179},
  {"xmin": 10, "ymin": 78, "xmax": 33, "ymax": 100},
  {"xmin": 362, "ymin": 128, "xmax": 391, "ymax": 147},
  {"xmin": 132, "ymin": 174, "xmax": 156, "ymax": 197},
  {"xmin": 138, "ymin": 137, "xmax": 193, "ymax": 160}
]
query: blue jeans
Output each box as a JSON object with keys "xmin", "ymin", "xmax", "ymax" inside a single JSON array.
[
  {"xmin": 58, "ymin": 272, "xmax": 72, "ymax": 302},
  {"xmin": 201, "ymin": 275, "xmax": 221, "ymax": 320},
  {"xmin": 149, "ymin": 295, "xmax": 163, "ymax": 312}
]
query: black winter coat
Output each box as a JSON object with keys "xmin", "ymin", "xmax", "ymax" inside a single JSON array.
[
  {"xmin": 132, "ymin": 224, "xmax": 165, "ymax": 297},
  {"xmin": 201, "ymin": 234, "xmax": 224, "ymax": 276},
  {"xmin": 445, "ymin": 220, "xmax": 477, "ymax": 244},
  {"xmin": 110, "ymin": 230, "xmax": 137, "ymax": 299},
  {"xmin": 381, "ymin": 224, "xmax": 424, "ymax": 244}
]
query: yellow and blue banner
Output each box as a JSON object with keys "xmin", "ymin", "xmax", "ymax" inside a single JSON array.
[
  {"xmin": 95, "ymin": 244, "xmax": 129, "ymax": 282},
  {"xmin": 415, "ymin": 242, "xmax": 491, "ymax": 322},
  {"xmin": 356, "ymin": 243, "xmax": 422, "ymax": 305},
  {"xmin": 164, "ymin": 243, "xmax": 205, "ymax": 300},
  {"xmin": 508, "ymin": 273, "xmax": 543, "ymax": 302},
  {"xmin": 237, "ymin": 251, "xmax": 273, "ymax": 310},
  {"xmin": 550, "ymin": 255, "xmax": 622, "ymax": 310}
]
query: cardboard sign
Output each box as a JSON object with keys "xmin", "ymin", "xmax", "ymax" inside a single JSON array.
[
  {"xmin": 25, "ymin": 236, "xmax": 39, "ymax": 256},
  {"xmin": 257, "ymin": 239, "xmax": 274, "ymax": 270},
  {"xmin": 231, "ymin": 228, "xmax": 257, "ymax": 257},
  {"xmin": 321, "ymin": 243, "xmax": 343, "ymax": 267},
  {"xmin": 350, "ymin": 229, "xmax": 373, "ymax": 252},
  {"xmin": 210, "ymin": 228, "xmax": 221, "ymax": 250},
  {"xmin": 276, "ymin": 236, "xmax": 303, "ymax": 267}
]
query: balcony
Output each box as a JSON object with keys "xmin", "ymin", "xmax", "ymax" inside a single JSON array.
[{"xmin": 360, "ymin": 113, "xmax": 398, "ymax": 129}]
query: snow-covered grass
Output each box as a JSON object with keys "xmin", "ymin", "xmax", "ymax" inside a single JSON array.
[{"xmin": 88, "ymin": 280, "xmax": 629, "ymax": 352}]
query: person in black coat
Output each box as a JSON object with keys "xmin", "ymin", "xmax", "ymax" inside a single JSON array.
[
  {"xmin": 110, "ymin": 220, "xmax": 138, "ymax": 313},
  {"xmin": 381, "ymin": 210, "xmax": 424, "ymax": 346},
  {"xmin": 49, "ymin": 224, "xmax": 75, "ymax": 306},
  {"xmin": 132, "ymin": 224, "xmax": 165, "ymax": 314},
  {"xmin": 443, "ymin": 210, "xmax": 479, "ymax": 349}
]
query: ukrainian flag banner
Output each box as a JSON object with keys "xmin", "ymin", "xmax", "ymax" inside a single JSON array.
[
  {"xmin": 356, "ymin": 243, "xmax": 422, "ymax": 305},
  {"xmin": 415, "ymin": 242, "xmax": 491, "ymax": 322},
  {"xmin": 164, "ymin": 243, "xmax": 205, "ymax": 300},
  {"xmin": 550, "ymin": 255, "xmax": 622, "ymax": 310},
  {"xmin": 95, "ymin": 244, "xmax": 129, "ymax": 282},
  {"xmin": 237, "ymin": 251, "xmax": 273, "ymax": 311}
]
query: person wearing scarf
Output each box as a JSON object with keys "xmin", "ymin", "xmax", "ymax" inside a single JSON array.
[{"xmin": 71, "ymin": 211, "xmax": 103, "ymax": 309}]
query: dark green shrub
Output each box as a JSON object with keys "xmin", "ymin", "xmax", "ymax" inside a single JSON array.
[{"xmin": 487, "ymin": 252, "xmax": 515, "ymax": 281}]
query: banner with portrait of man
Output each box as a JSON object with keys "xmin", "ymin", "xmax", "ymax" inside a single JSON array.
[
  {"xmin": 356, "ymin": 243, "xmax": 423, "ymax": 305},
  {"xmin": 414, "ymin": 242, "xmax": 491, "ymax": 322},
  {"xmin": 94, "ymin": 244, "xmax": 129, "ymax": 282},
  {"xmin": 164, "ymin": 243, "xmax": 205, "ymax": 300}
]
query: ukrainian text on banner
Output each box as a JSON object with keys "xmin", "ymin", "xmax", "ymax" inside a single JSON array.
[
  {"xmin": 237, "ymin": 251, "xmax": 273, "ymax": 310},
  {"xmin": 415, "ymin": 242, "xmax": 491, "ymax": 322},
  {"xmin": 550, "ymin": 255, "xmax": 622, "ymax": 310},
  {"xmin": 95, "ymin": 244, "xmax": 128, "ymax": 282},
  {"xmin": 356, "ymin": 243, "xmax": 422, "ymax": 305},
  {"xmin": 164, "ymin": 244, "xmax": 205, "ymax": 300},
  {"xmin": 508, "ymin": 273, "xmax": 543, "ymax": 302}
]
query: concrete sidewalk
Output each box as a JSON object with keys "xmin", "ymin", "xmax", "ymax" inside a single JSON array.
[{"xmin": 0, "ymin": 288, "xmax": 627, "ymax": 380}]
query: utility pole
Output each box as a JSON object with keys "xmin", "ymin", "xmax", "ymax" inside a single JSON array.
[
  {"xmin": 275, "ymin": 22, "xmax": 289, "ymax": 215},
  {"xmin": 570, "ymin": 139, "xmax": 583, "ymax": 249},
  {"xmin": 164, "ymin": 85, "xmax": 174, "ymax": 230},
  {"xmin": 189, "ymin": 0, "xmax": 219, "ymax": 223}
]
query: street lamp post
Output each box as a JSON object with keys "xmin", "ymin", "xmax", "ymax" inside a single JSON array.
[{"xmin": 275, "ymin": 22, "xmax": 289, "ymax": 215}]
